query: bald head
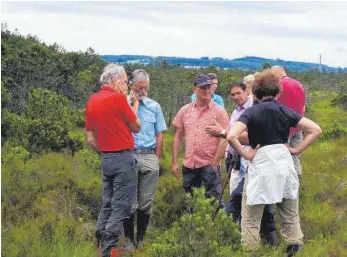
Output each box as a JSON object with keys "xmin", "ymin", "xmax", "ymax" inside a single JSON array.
[{"xmin": 271, "ymin": 65, "xmax": 287, "ymax": 79}]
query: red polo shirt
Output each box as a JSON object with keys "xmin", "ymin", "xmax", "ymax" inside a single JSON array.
[
  {"xmin": 277, "ymin": 76, "xmax": 305, "ymax": 134},
  {"xmin": 85, "ymin": 85, "xmax": 137, "ymax": 151}
]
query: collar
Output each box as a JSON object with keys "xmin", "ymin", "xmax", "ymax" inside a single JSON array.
[
  {"xmin": 193, "ymin": 99, "xmax": 214, "ymax": 109},
  {"xmin": 101, "ymin": 85, "xmax": 117, "ymax": 93},
  {"xmin": 262, "ymin": 97, "xmax": 277, "ymax": 103},
  {"xmin": 126, "ymin": 96, "xmax": 150, "ymax": 106},
  {"xmin": 236, "ymin": 97, "xmax": 253, "ymax": 110}
]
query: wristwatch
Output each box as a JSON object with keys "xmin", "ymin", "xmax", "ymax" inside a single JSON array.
[{"xmin": 218, "ymin": 129, "xmax": 227, "ymax": 139}]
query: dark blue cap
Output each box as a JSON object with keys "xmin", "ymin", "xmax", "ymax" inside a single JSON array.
[{"xmin": 194, "ymin": 75, "xmax": 212, "ymax": 87}]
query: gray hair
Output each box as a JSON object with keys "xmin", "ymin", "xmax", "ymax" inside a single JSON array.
[
  {"xmin": 243, "ymin": 74, "xmax": 255, "ymax": 83},
  {"xmin": 100, "ymin": 63, "xmax": 125, "ymax": 84},
  {"xmin": 131, "ymin": 69, "xmax": 150, "ymax": 84}
]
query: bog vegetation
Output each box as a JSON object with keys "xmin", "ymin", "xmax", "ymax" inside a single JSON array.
[{"xmin": 1, "ymin": 29, "xmax": 347, "ymax": 257}]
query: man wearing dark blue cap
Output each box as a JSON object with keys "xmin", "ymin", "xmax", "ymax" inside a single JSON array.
[{"xmin": 171, "ymin": 74, "xmax": 229, "ymax": 205}]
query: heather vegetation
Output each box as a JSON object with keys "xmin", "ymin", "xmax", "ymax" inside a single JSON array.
[{"xmin": 1, "ymin": 30, "xmax": 347, "ymax": 257}]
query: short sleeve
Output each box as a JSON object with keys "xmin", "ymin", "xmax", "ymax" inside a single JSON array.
[
  {"xmin": 118, "ymin": 94, "xmax": 137, "ymax": 123},
  {"xmin": 172, "ymin": 107, "xmax": 186, "ymax": 129},
  {"xmin": 238, "ymin": 108, "xmax": 253, "ymax": 127},
  {"xmin": 286, "ymin": 107, "xmax": 303, "ymax": 127},
  {"xmin": 154, "ymin": 104, "xmax": 167, "ymax": 133}
]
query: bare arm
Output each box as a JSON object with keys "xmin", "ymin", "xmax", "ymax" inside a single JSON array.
[
  {"xmin": 211, "ymin": 138, "xmax": 228, "ymax": 171},
  {"xmin": 86, "ymin": 130, "xmax": 101, "ymax": 155},
  {"xmin": 226, "ymin": 121, "xmax": 259, "ymax": 160},
  {"xmin": 238, "ymin": 131, "xmax": 249, "ymax": 145},
  {"xmin": 288, "ymin": 117, "xmax": 322, "ymax": 154},
  {"xmin": 155, "ymin": 132, "xmax": 164, "ymax": 159},
  {"xmin": 171, "ymin": 127, "xmax": 184, "ymax": 178},
  {"xmin": 128, "ymin": 118, "xmax": 141, "ymax": 133}
]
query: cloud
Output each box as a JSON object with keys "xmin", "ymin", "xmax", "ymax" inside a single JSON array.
[{"xmin": 2, "ymin": 1, "xmax": 347, "ymax": 67}]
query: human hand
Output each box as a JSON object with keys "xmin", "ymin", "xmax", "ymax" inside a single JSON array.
[
  {"xmin": 210, "ymin": 162, "xmax": 219, "ymax": 173},
  {"xmin": 286, "ymin": 144, "xmax": 301, "ymax": 155},
  {"xmin": 129, "ymin": 90, "xmax": 139, "ymax": 106},
  {"xmin": 171, "ymin": 163, "xmax": 181, "ymax": 178},
  {"xmin": 115, "ymin": 80, "xmax": 128, "ymax": 95},
  {"xmin": 205, "ymin": 119, "xmax": 223, "ymax": 137},
  {"xmin": 245, "ymin": 144, "xmax": 260, "ymax": 160}
]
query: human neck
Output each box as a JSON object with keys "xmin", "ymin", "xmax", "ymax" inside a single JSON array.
[
  {"xmin": 196, "ymin": 98, "xmax": 211, "ymax": 108},
  {"xmin": 261, "ymin": 96, "xmax": 275, "ymax": 101}
]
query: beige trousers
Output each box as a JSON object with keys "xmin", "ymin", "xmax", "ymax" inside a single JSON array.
[{"xmin": 241, "ymin": 173, "xmax": 304, "ymax": 249}]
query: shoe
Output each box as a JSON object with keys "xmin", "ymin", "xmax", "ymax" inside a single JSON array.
[
  {"xmin": 286, "ymin": 244, "xmax": 301, "ymax": 257},
  {"xmin": 136, "ymin": 209, "xmax": 151, "ymax": 245},
  {"xmin": 123, "ymin": 212, "xmax": 135, "ymax": 251}
]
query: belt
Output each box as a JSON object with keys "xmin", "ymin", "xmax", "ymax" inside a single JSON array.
[
  {"xmin": 134, "ymin": 148, "xmax": 155, "ymax": 154},
  {"xmin": 102, "ymin": 149, "xmax": 133, "ymax": 154}
]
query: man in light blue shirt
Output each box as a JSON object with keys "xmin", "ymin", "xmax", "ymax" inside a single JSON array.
[
  {"xmin": 124, "ymin": 69, "xmax": 167, "ymax": 250},
  {"xmin": 191, "ymin": 73, "xmax": 225, "ymax": 107}
]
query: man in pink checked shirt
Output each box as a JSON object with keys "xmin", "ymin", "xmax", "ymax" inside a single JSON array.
[{"xmin": 171, "ymin": 74, "xmax": 229, "ymax": 203}]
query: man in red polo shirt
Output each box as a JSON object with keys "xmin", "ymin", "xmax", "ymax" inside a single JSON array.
[
  {"xmin": 271, "ymin": 66, "xmax": 305, "ymax": 179},
  {"xmin": 85, "ymin": 63, "xmax": 141, "ymax": 257}
]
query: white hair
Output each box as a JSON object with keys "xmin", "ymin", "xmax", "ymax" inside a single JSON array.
[
  {"xmin": 243, "ymin": 74, "xmax": 255, "ymax": 83},
  {"xmin": 131, "ymin": 69, "xmax": 150, "ymax": 84},
  {"xmin": 100, "ymin": 63, "xmax": 125, "ymax": 84}
]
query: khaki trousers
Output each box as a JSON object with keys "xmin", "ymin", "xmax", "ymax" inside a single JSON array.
[{"xmin": 241, "ymin": 173, "xmax": 303, "ymax": 249}]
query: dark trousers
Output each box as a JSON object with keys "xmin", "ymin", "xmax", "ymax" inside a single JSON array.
[
  {"xmin": 96, "ymin": 151, "xmax": 137, "ymax": 256},
  {"xmin": 182, "ymin": 165, "xmax": 219, "ymax": 200}
]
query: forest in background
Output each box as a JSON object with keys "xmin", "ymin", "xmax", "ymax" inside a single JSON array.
[{"xmin": 1, "ymin": 29, "xmax": 347, "ymax": 257}]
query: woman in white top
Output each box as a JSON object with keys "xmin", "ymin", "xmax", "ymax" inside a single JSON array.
[{"xmin": 205, "ymin": 69, "xmax": 322, "ymax": 257}]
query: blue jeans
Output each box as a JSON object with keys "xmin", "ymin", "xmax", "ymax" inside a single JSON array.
[{"xmin": 96, "ymin": 151, "xmax": 137, "ymax": 256}]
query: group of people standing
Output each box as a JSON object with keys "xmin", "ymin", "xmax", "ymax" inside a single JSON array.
[{"xmin": 85, "ymin": 63, "xmax": 321, "ymax": 257}]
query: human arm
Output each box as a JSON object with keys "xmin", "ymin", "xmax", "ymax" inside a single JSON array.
[
  {"xmin": 171, "ymin": 127, "xmax": 184, "ymax": 178},
  {"xmin": 155, "ymin": 132, "xmax": 164, "ymax": 159},
  {"xmin": 86, "ymin": 130, "xmax": 101, "ymax": 155},
  {"xmin": 226, "ymin": 121, "xmax": 259, "ymax": 161},
  {"xmin": 287, "ymin": 117, "xmax": 322, "ymax": 154}
]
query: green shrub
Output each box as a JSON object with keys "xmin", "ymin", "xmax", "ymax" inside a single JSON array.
[{"xmin": 148, "ymin": 188, "xmax": 241, "ymax": 257}]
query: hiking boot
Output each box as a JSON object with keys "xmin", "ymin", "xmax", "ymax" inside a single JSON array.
[
  {"xmin": 286, "ymin": 244, "xmax": 301, "ymax": 257},
  {"xmin": 123, "ymin": 212, "xmax": 135, "ymax": 251},
  {"xmin": 136, "ymin": 209, "xmax": 150, "ymax": 245}
]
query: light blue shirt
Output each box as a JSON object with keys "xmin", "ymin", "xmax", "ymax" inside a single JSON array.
[
  {"xmin": 191, "ymin": 93, "xmax": 225, "ymax": 108},
  {"xmin": 128, "ymin": 96, "xmax": 167, "ymax": 149}
]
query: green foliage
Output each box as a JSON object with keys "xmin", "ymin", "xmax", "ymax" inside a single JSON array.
[
  {"xmin": 320, "ymin": 120, "xmax": 347, "ymax": 140},
  {"xmin": 331, "ymin": 93, "xmax": 347, "ymax": 111},
  {"xmin": 2, "ymin": 29, "xmax": 347, "ymax": 257},
  {"xmin": 148, "ymin": 188, "xmax": 241, "ymax": 257}
]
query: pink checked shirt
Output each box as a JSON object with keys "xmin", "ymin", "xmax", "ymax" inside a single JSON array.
[{"xmin": 172, "ymin": 100, "xmax": 230, "ymax": 169}]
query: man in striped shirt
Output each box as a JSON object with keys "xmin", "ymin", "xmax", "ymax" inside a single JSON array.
[{"xmin": 171, "ymin": 74, "xmax": 229, "ymax": 202}]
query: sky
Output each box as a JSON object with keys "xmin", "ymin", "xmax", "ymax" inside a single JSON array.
[{"xmin": 2, "ymin": 1, "xmax": 347, "ymax": 67}]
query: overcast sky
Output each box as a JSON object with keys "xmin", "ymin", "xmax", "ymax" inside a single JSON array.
[{"xmin": 2, "ymin": 1, "xmax": 347, "ymax": 67}]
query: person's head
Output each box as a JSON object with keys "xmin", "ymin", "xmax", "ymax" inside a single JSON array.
[
  {"xmin": 229, "ymin": 81, "xmax": 249, "ymax": 106},
  {"xmin": 130, "ymin": 69, "xmax": 150, "ymax": 100},
  {"xmin": 193, "ymin": 74, "xmax": 213, "ymax": 102},
  {"xmin": 207, "ymin": 73, "xmax": 218, "ymax": 93},
  {"xmin": 243, "ymin": 74, "xmax": 255, "ymax": 95},
  {"xmin": 100, "ymin": 63, "xmax": 128, "ymax": 92},
  {"xmin": 270, "ymin": 65, "xmax": 287, "ymax": 79},
  {"xmin": 252, "ymin": 69, "xmax": 282, "ymax": 100}
]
